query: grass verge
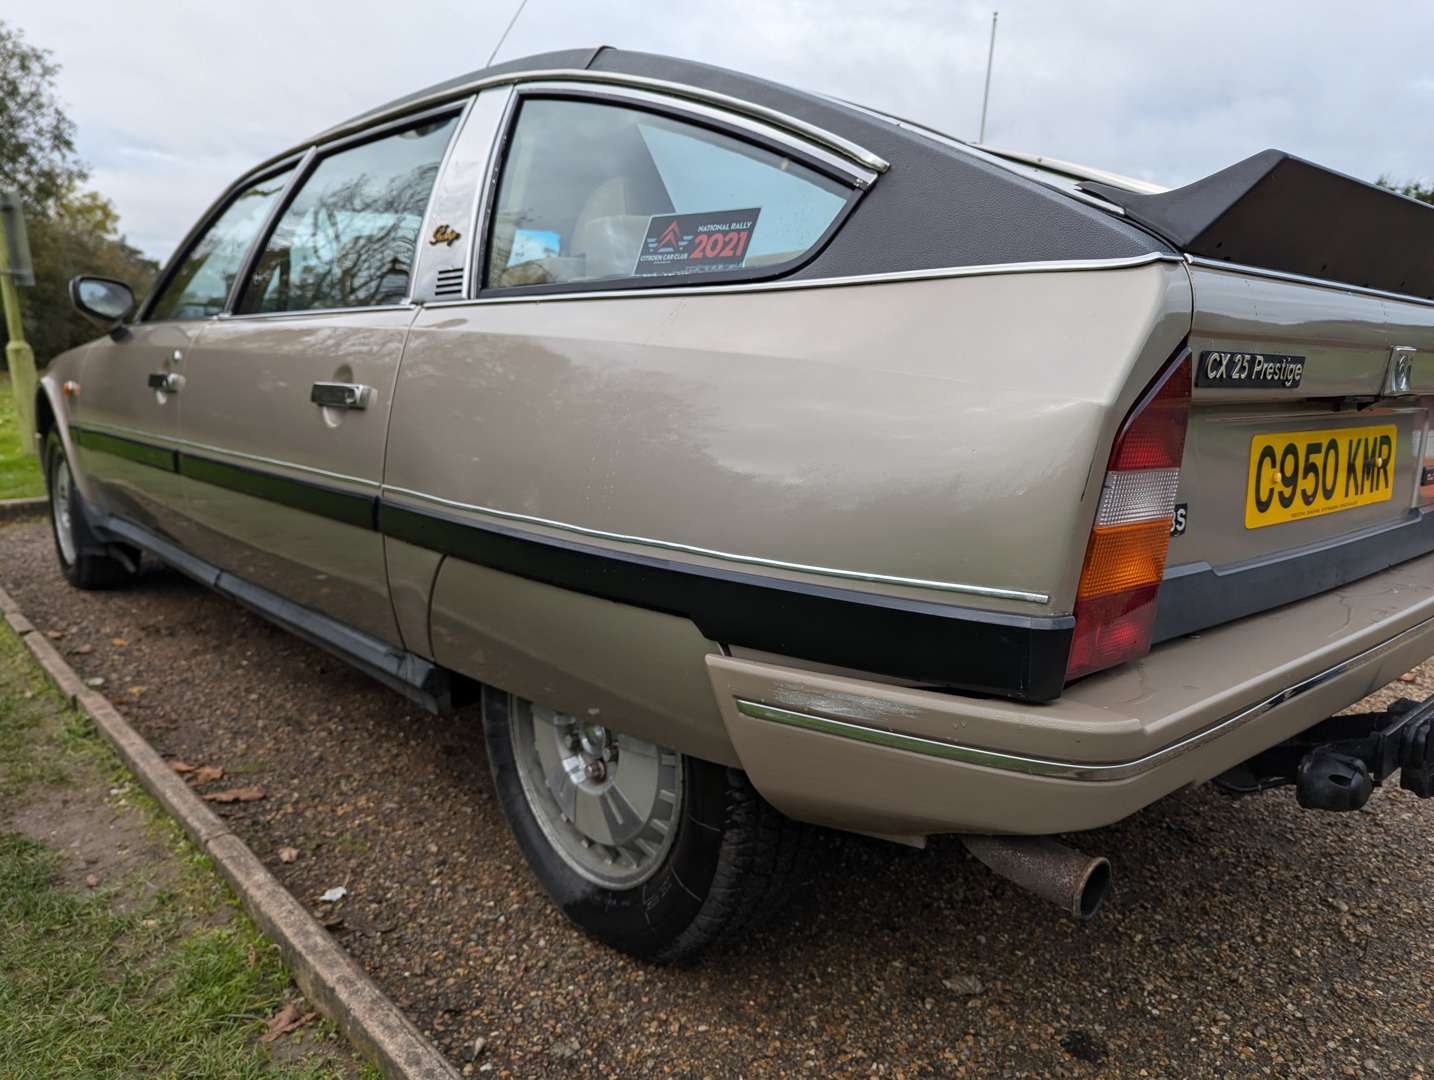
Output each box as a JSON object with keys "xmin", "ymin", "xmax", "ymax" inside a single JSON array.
[
  {"xmin": 0, "ymin": 626, "xmax": 375, "ymax": 1079},
  {"xmin": 0, "ymin": 372, "xmax": 45, "ymax": 500}
]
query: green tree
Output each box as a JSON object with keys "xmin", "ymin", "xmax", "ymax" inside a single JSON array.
[
  {"xmin": 1376, "ymin": 176, "xmax": 1434, "ymax": 206},
  {"xmin": 24, "ymin": 191, "xmax": 158, "ymax": 364},
  {"xmin": 0, "ymin": 19, "xmax": 157, "ymax": 367},
  {"xmin": 0, "ymin": 20, "xmax": 84, "ymax": 212}
]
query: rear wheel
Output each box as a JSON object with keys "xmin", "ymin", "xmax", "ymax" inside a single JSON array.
[
  {"xmin": 483, "ymin": 688, "xmax": 813, "ymax": 963},
  {"xmin": 45, "ymin": 431, "xmax": 135, "ymax": 590}
]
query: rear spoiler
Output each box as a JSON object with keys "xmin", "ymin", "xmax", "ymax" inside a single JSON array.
[{"xmin": 1082, "ymin": 149, "xmax": 1434, "ymax": 301}]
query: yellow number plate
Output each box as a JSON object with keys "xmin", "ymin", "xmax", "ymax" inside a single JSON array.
[{"xmin": 1244, "ymin": 424, "xmax": 1398, "ymax": 529}]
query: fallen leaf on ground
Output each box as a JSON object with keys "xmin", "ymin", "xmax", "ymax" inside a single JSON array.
[
  {"xmin": 169, "ymin": 761, "xmax": 195, "ymax": 774},
  {"xmin": 203, "ymin": 786, "xmax": 264, "ymax": 803},
  {"xmin": 128, "ymin": 686, "xmax": 145, "ymax": 696},
  {"xmin": 259, "ymin": 1001, "xmax": 317, "ymax": 1043},
  {"xmin": 187, "ymin": 765, "xmax": 224, "ymax": 785},
  {"xmin": 84, "ymin": 677, "xmax": 105, "ymax": 688},
  {"xmin": 278, "ymin": 846, "xmax": 299, "ymax": 863},
  {"xmin": 318, "ymin": 885, "xmax": 348, "ymax": 903},
  {"xmin": 70, "ymin": 644, "xmax": 93, "ymax": 655},
  {"xmin": 84, "ymin": 874, "xmax": 99, "ymax": 888},
  {"xmin": 46, "ymin": 629, "xmax": 63, "ymax": 639},
  {"xmin": 111, "ymin": 638, "xmax": 127, "ymax": 647}
]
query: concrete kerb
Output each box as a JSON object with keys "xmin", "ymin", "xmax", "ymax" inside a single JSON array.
[
  {"xmin": 0, "ymin": 582, "xmax": 461, "ymax": 1080},
  {"xmin": 0, "ymin": 496, "xmax": 46, "ymax": 522}
]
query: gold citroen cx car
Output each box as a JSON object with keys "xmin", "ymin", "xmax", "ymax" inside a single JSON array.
[{"xmin": 39, "ymin": 47, "xmax": 1434, "ymax": 961}]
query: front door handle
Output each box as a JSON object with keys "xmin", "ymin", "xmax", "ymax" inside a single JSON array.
[
  {"xmin": 311, "ymin": 382, "xmax": 374, "ymax": 410},
  {"xmin": 147, "ymin": 371, "xmax": 182, "ymax": 393}
]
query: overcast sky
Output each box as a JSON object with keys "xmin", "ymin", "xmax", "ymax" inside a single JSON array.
[{"xmin": 8, "ymin": 0, "xmax": 1433, "ymax": 261}]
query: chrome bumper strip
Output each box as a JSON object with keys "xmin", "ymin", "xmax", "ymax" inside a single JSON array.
[{"xmin": 734, "ymin": 612, "xmax": 1434, "ymax": 781}]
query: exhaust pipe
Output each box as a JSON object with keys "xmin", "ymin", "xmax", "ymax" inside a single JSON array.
[{"xmin": 959, "ymin": 835, "xmax": 1112, "ymax": 920}]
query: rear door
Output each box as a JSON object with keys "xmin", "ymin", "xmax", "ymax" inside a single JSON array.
[
  {"xmin": 174, "ymin": 108, "xmax": 462, "ymax": 645},
  {"xmin": 1156, "ymin": 264, "xmax": 1434, "ymax": 638},
  {"xmin": 71, "ymin": 168, "xmax": 293, "ymax": 536}
]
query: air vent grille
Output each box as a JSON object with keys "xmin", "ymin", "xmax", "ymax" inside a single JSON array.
[{"xmin": 434, "ymin": 267, "xmax": 465, "ymax": 298}]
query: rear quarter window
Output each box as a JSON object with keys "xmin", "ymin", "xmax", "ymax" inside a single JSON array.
[{"xmin": 485, "ymin": 97, "xmax": 852, "ymax": 291}]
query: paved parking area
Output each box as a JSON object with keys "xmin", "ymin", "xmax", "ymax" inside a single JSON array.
[{"xmin": 3, "ymin": 519, "xmax": 1432, "ymax": 1078}]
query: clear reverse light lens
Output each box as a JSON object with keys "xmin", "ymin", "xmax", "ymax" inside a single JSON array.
[{"xmin": 1095, "ymin": 467, "xmax": 1181, "ymax": 528}]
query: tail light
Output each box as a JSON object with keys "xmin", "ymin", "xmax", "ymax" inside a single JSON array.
[{"xmin": 1065, "ymin": 347, "xmax": 1192, "ymax": 681}]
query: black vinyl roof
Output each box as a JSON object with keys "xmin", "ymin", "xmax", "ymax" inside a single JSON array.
[{"xmin": 336, "ymin": 47, "xmax": 1168, "ymax": 278}]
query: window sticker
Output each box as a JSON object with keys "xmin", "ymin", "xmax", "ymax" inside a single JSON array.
[
  {"xmin": 633, "ymin": 208, "xmax": 761, "ymax": 276},
  {"xmin": 509, "ymin": 228, "xmax": 561, "ymax": 267}
]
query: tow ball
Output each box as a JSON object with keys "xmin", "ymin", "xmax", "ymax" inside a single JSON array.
[{"xmin": 1215, "ymin": 695, "xmax": 1434, "ymax": 811}]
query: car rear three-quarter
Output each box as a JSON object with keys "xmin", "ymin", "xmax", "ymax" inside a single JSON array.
[{"xmin": 38, "ymin": 48, "xmax": 1434, "ymax": 958}]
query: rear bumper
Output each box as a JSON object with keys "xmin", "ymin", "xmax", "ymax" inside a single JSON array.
[{"xmin": 708, "ymin": 548, "xmax": 1434, "ymax": 835}]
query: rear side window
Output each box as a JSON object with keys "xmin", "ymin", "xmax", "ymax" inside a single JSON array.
[
  {"xmin": 146, "ymin": 168, "xmax": 293, "ymax": 321},
  {"xmin": 485, "ymin": 98, "xmax": 851, "ymax": 290},
  {"xmin": 239, "ymin": 116, "xmax": 457, "ymax": 314}
]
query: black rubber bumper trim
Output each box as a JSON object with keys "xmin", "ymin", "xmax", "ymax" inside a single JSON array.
[{"xmin": 1155, "ymin": 509, "xmax": 1434, "ymax": 643}]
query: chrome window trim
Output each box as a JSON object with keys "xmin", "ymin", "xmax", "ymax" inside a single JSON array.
[
  {"xmin": 227, "ymin": 102, "xmax": 467, "ymax": 319},
  {"xmin": 468, "ymin": 85, "xmax": 519, "ymax": 299},
  {"xmin": 410, "ymin": 94, "xmax": 478, "ymax": 302},
  {"xmin": 516, "ymin": 80, "xmax": 879, "ymax": 188},
  {"xmin": 734, "ymin": 609, "xmax": 1434, "ymax": 781},
  {"xmin": 310, "ymin": 68, "xmax": 891, "ymax": 177},
  {"xmin": 138, "ymin": 152, "xmax": 309, "ymax": 324},
  {"xmin": 1185, "ymin": 254, "xmax": 1434, "ymax": 310},
  {"xmin": 220, "ymin": 148, "xmax": 315, "ymax": 317},
  {"xmin": 416, "ymin": 251, "xmax": 1180, "ymax": 307},
  {"xmin": 217, "ymin": 303, "xmax": 417, "ymax": 323},
  {"xmin": 472, "ymin": 80, "xmax": 872, "ymax": 299},
  {"xmin": 381, "ymin": 484, "xmax": 1050, "ymax": 603}
]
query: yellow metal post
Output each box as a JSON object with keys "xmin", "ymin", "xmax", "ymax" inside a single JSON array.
[{"xmin": 0, "ymin": 210, "xmax": 38, "ymax": 457}]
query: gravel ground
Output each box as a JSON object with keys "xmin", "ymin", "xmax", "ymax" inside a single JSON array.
[{"xmin": 3, "ymin": 518, "xmax": 1433, "ymax": 1078}]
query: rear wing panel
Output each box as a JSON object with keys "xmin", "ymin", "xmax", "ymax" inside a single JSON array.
[{"xmin": 1084, "ymin": 150, "xmax": 1434, "ymax": 301}]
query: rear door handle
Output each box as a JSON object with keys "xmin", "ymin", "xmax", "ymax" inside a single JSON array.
[
  {"xmin": 311, "ymin": 382, "xmax": 374, "ymax": 410},
  {"xmin": 147, "ymin": 371, "xmax": 182, "ymax": 393}
]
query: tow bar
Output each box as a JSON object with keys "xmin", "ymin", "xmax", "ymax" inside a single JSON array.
[{"xmin": 1215, "ymin": 695, "xmax": 1434, "ymax": 811}]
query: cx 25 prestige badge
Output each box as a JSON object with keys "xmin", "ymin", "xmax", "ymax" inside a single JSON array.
[{"xmin": 1196, "ymin": 350, "xmax": 1305, "ymax": 389}]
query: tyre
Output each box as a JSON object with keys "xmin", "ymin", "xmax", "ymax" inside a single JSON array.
[
  {"xmin": 483, "ymin": 687, "xmax": 813, "ymax": 963},
  {"xmin": 44, "ymin": 431, "xmax": 136, "ymax": 590}
]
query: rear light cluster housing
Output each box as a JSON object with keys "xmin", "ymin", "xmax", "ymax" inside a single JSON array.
[{"xmin": 1066, "ymin": 347, "xmax": 1193, "ymax": 681}]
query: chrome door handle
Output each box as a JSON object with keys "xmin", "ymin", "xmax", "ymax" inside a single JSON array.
[
  {"xmin": 147, "ymin": 371, "xmax": 182, "ymax": 393},
  {"xmin": 311, "ymin": 382, "xmax": 374, "ymax": 410}
]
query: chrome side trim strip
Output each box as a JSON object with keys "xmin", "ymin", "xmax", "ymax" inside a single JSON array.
[
  {"xmin": 419, "ymin": 251, "xmax": 1180, "ymax": 308},
  {"xmin": 312, "ymin": 68, "xmax": 891, "ymax": 175},
  {"xmin": 1186, "ymin": 255, "xmax": 1434, "ymax": 310},
  {"xmin": 735, "ymin": 611, "xmax": 1434, "ymax": 780},
  {"xmin": 382, "ymin": 485, "xmax": 1050, "ymax": 603},
  {"xmin": 75, "ymin": 421, "xmax": 380, "ymax": 490}
]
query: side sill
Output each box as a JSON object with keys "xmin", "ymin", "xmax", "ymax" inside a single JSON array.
[{"xmin": 98, "ymin": 513, "xmax": 467, "ymax": 715}]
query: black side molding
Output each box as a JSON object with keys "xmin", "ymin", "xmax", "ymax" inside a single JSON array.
[
  {"xmin": 381, "ymin": 502, "xmax": 1074, "ymax": 702},
  {"xmin": 71, "ymin": 423, "xmax": 1075, "ymax": 702},
  {"xmin": 99, "ymin": 514, "xmax": 465, "ymax": 715},
  {"xmin": 1084, "ymin": 149, "xmax": 1434, "ymax": 301}
]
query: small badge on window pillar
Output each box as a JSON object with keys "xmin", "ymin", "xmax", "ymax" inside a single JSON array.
[
  {"xmin": 633, "ymin": 208, "xmax": 761, "ymax": 276},
  {"xmin": 429, "ymin": 224, "xmax": 461, "ymax": 247}
]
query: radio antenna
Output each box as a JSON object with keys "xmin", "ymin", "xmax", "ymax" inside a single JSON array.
[
  {"xmin": 978, "ymin": 11, "xmax": 998, "ymax": 143},
  {"xmin": 487, "ymin": 0, "xmax": 531, "ymax": 67}
]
